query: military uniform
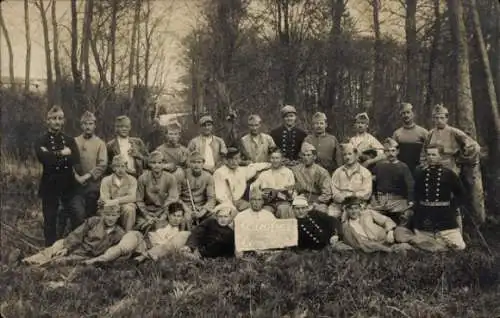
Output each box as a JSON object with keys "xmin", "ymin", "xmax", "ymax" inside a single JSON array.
[
  {"xmin": 297, "ymin": 210, "xmax": 338, "ymax": 250},
  {"xmin": 270, "ymin": 105, "xmax": 307, "ymax": 162},
  {"xmin": 35, "ymin": 131, "xmax": 80, "ymax": 246}
]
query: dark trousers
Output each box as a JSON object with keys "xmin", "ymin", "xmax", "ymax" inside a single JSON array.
[
  {"xmin": 41, "ymin": 193, "xmax": 74, "ymax": 246},
  {"xmin": 58, "ymin": 187, "xmax": 97, "ymax": 238}
]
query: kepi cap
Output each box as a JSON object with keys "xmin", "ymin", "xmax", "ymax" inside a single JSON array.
[{"xmin": 280, "ymin": 105, "xmax": 297, "ymax": 116}]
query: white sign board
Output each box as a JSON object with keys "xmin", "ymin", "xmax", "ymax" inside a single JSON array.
[{"xmin": 234, "ymin": 218, "xmax": 298, "ymax": 252}]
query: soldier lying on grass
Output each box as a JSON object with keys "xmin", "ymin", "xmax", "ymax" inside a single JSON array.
[
  {"xmin": 83, "ymin": 202, "xmax": 190, "ymax": 265},
  {"xmin": 22, "ymin": 205, "xmax": 125, "ymax": 266}
]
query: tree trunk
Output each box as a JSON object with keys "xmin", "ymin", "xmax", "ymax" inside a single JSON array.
[
  {"xmin": 24, "ymin": 0, "xmax": 32, "ymax": 92},
  {"xmin": 424, "ymin": 0, "xmax": 441, "ymax": 121},
  {"xmin": 447, "ymin": 0, "xmax": 485, "ymax": 223},
  {"xmin": 0, "ymin": 5, "xmax": 15, "ymax": 91},
  {"xmin": 371, "ymin": 0, "xmax": 384, "ymax": 132},
  {"xmin": 495, "ymin": 0, "xmax": 500, "ymax": 107},
  {"xmin": 70, "ymin": 0, "xmax": 81, "ymax": 92},
  {"xmin": 128, "ymin": 0, "xmax": 141, "ymax": 98},
  {"xmin": 405, "ymin": 0, "xmax": 418, "ymax": 106},
  {"xmin": 51, "ymin": 0, "xmax": 62, "ymax": 105},
  {"xmin": 80, "ymin": 0, "xmax": 94, "ymax": 93},
  {"xmin": 36, "ymin": 0, "xmax": 54, "ymax": 106},
  {"xmin": 325, "ymin": 0, "xmax": 345, "ymax": 113},
  {"xmin": 110, "ymin": 0, "xmax": 118, "ymax": 88}
]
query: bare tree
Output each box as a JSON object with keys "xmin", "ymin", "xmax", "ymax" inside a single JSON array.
[
  {"xmin": 70, "ymin": 0, "xmax": 81, "ymax": 92},
  {"xmin": 405, "ymin": 0, "xmax": 418, "ymax": 106},
  {"xmin": 370, "ymin": 0, "xmax": 384, "ymax": 132},
  {"xmin": 35, "ymin": 0, "xmax": 54, "ymax": 106},
  {"xmin": 0, "ymin": 4, "xmax": 15, "ymax": 90},
  {"xmin": 447, "ymin": 0, "xmax": 485, "ymax": 222},
  {"xmin": 128, "ymin": 0, "xmax": 141, "ymax": 98},
  {"xmin": 110, "ymin": 0, "xmax": 118, "ymax": 88},
  {"xmin": 424, "ymin": 0, "xmax": 441, "ymax": 114},
  {"xmin": 80, "ymin": 0, "xmax": 94, "ymax": 93},
  {"xmin": 24, "ymin": 0, "xmax": 32, "ymax": 92},
  {"xmin": 51, "ymin": 0, "xmax": 62, "ymax": 105}
]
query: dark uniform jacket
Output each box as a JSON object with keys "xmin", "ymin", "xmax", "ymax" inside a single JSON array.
[
  {"xmin": 186, "ymin": 218, "xmax": 235, "ymax": 258},
  {"xmin": 270, "ymin": 126, "xmax": 307, "ymax": 162},
  {"xmin": 413, "ymin": 165, "xmax": 465, "ymax": 232},
  {"xmin": 35, "ymin": 131, "xmax": 80, "ymax": 197},
  {"xmin": 297, "ymin": 210, "xmax": 338, "ymax": 250}
]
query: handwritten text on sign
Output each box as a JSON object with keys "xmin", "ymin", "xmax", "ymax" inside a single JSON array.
[{"xmin": 235, "ymin": 218, "xmax": 298, "ymax": 252}]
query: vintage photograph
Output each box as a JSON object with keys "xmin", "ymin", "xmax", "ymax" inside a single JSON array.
[{"xmin": 1, "ymin": 0, "xmax": 499, "ymax": 316}]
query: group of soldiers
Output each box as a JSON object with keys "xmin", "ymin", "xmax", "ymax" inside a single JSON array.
[{"xmin": 22, "ymin": 101, "xmax": 482, "ymax": 265}]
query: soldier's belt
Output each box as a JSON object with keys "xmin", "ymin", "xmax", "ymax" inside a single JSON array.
[{"xmin": 419, "ymin": 201, "xmax": 451, "ymax": 207}]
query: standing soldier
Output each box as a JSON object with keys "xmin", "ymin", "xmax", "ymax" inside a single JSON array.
[
  {"xmin": 188, "ymin": 115, "xmax": 228, "ymax": 173},
  {"xmin": 303, "ymin": 112, "xmax": 342, "ymax": 173},
  {"xmin": 349, "ymin": 112, "xmax": 385, "ymax": 170},
  {"xmin": 107, "ymin": 115, "xmax": 149, "ymax": 178},
  {"xmin": 35, "ymin": 106, "xmax": 80, "ymax": 246},
  {"xmin": 155, "ymin": 121, "xmax": 189, "ymax": 185},
  {"xmin": 270, "ymin": 105, "xmax": 307, "ymax": 166},
  {"xmin": 71, "ymin": 111, "xmax": 108, "ymax": 222},
  {"xmin": 239, "ymin": 114, "xmax": 276, "ymax": 164},
  {"xmin": 392, "ymin": 102, "xmax": 429, "ymax": 174}
]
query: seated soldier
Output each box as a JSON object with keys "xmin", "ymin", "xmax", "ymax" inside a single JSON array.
[
  {"xmin": 155, "ymin": 120, "xmax": 189, "ymax": 185},
  {"xmin": 395, "ymin": 144, "xmax": 466, "ymax": 251},
  {"xmin": 84, "ymin": 202, "xmax": 191, "ymax": 264},
  {"xmin": 180, "ymin": 204, "xmax": 236, "ymax": 258},
  {"xmin": 213, "ymin": 147, "xmax": 271, "ymax": 212},
  {"xmin": 370, "ymin": 138, "xmax": 414, "ymax": 226},
  {"xmin": 135, "ymin": 151, "xmax": 179, "ymax": 232},
  {"xmin": 99, "ymin": 155, "xmax": 137, "ymax": 231},
  {"xmin": 239, "ymin": 114, "xmax": 276, "ymax": 164},
  {"xmin": 292, "ymin": 142, "xmax": 332, "ymax": 214},
  {"xmin": 339, "ymin": 197, "xmax": 411, "ymax": 253},
  {"xmin": 107, "ymin": 115, "xmax": 148, "ymax": 178},
  {"xmin": 329, "ymin": 143, "xmax": 372, "ymax": 218},
  {"xmin": 349, "ymin": 112, "xmax": 385, "ymax": 170},
  {"xmin": 180, "ymin": 151, "xmax": 216, "ymax": 225},
  {"xmin": 292, "ymin": 195, "xmax": 339, "ymax": 250},
  {"xmin": 250, "ymin": 149, "xmax": 295, "ymax": 218},
  {"xmin": 23, "ymin": 205, "xmax": 125, "ymax": 266},
  {"xmin": 235, "ymin": 188, "xmax": 277, "ymax": 222}
]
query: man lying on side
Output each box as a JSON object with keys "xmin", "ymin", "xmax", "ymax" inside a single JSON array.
[
  {"xmin": 84, "ymin": 202, "xmax": 190, "ymax": 264},
  {"xmin": 23, "ymin": 205, "xmax": 125, "ymax": 266}
]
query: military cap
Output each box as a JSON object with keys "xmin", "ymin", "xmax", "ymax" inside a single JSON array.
[
  {"xmin": 342, "ymin": 196, "xmax": 364, "ymax": 207},
  {"xmin": 280, "ymin": 105, "xmax": 297, "ymax": 116},
  {"xmin": 400, "ymin": 102, "xmax": 413, "ymax": 113},
  {"xmin": 115, "ymin": 115, "xmax": 131, "ymax": 123},
  {"xmin": 292, "ymin": 195, "xmax": 309, "ymax": 207},
  {"xmin": 312, "ymin": 112, "xmax": 327, "ymax": 122},
  {"xmin": 226, "ymin": 147, "xmax": 240, "ymax": 159},
  {"xmin": 167, "ymin": 120, "xmax": 182, "ymax": 132},
  {"xmin": 100, "ymin": 204, "xmax": 120, "ymax": 214},
  {"xmin": 354, "ymin": 112, "xmax": 370, "ymax": 124},
  {"xmin": 148, "ymin": 150, "xmax": 164, "ymax": 162},
  {"xmin": 80, "ymin": 110, "xmax": 96, "ymax": 123},
  {"xmin": 249, "ymin": 186, "xmax": 264, "ymax": 199},
  {"xmin": 382, "ymin": 137, "xmax": 399, "ymax": 148},
  {"xmin": 111, "ymin": 154, "xmax": 128, "ymax": 166},
  {"xmin": 248, "ymin": 114, "xmax": 262, "ymax": 124},
  {"xmin": 213, "ymin": 203, "xmax": 237, "ymax": 216},
  {"xmin": 47, "ymin": 105, "xmax": 64, "ymax": 117},
  {"xmin": 432, "ymin": 104, "xmax": 449, "ymax": 116},
  {"xmin": 300, "ymin": 142, "xmax": 316, "ymax": 154},
  {"xmin": 199, "ymin": 115, "xmax": 214, "ymax": 126},
  {"xmin": 189, "ymin": 151, "xmax": 205, "ymax": 162}
]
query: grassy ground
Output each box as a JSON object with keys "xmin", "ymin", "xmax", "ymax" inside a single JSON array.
[{"xmin": 1, "ymin": 156, "xmax": 500, "ymax": 317}]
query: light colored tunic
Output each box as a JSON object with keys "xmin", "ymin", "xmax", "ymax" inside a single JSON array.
[
  {"xmin": 251, "ymin": 166, "xmax": 295, "ymax": 191},
  {"xmin": 240, "ymin": 133, "xmax": 276, "ymax": 163},
  {"xmin": 331, "ymin": 163, "xmax": 372, "ymax": 204}
]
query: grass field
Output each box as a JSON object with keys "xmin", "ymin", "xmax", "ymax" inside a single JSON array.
[{"xmin": 1, "ymin": 156, "xmax": 500, "ymax": 317}]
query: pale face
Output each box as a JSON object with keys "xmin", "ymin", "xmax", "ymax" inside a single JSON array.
[
  {"xmin": 201, "ymin": 122, "xmax": 213, "ymax": 136},
  {"xmin": 270, "ymin": 152, "xmax": 283, "ymax": 169},
  {"xmin": 167, "ymin": 130, "xmax": 181, "ymax": 146},
  {"xmin": 47, "ymin": 112, "xmax": 65, "ymax": 132},
  {"xmin": 168, "ymin": 210, "xmax": 184, "ymax": 227},
  {"xmin": 283, "ymin": 113, "xmax": 297, "ymax": 127},
  {"xmin": 312, "ymin": 119, "xmax": 327, "ymax": 135},
  {"xmin": 103, "ymin": 211, "xmax": 121, "ymax": 227},
  {"xmin": 149, "ymin": 158, "xmax": 163, "ymax": 174},
  {"xmin": 400, "ymin": 109, "xmax": 414, "ymax": 125},
  {"xmin": 190, "ymin": 159, "xmax": 204, "ymax": 173},
  {"xmin": 384, "ymin": 146, "xmax": 399, "ymax": 161},
  {"xmin": 250, "ymin": 196, "xmax": 264, "ymax": 211},
  {"xmin": 112, "ymin": 162, "xmax": 128, "ymax": 177},
  {"xmin": 302, "ymin": 150, "xmax": 315, "ymax": 166},
  {"xmin": 354, "ymin": 122, "xmax": 368, "ymax": 134},
  {"xmin": 81, "ymin": 120, "xmax": 96, "ymax": 137},
  {"xmin": 346, "ymin": 205, "xmax": 362, "ymax": 220},
  {"xmin": 426, "ymin": 148, "xmax": 441, "ymax": 165},
  {"xmin": 115, "ymin": 121, "xmax": 131, "ymax": 138},
  {"xmin": 342, "ymin": 148, "xmax": 357, "ymax": 165},
  {"xmin": 293, "ymin": 205, "xmax": 309, "ymax": 218},
  {"xmin": 216, "ymin": 209, "xmax": 232, "ymax": 227},
  {"xmin": 248, "ymin": 121, "xmax": 261, "ymax": 135},
  {"xmin": 433, "ymin": 114, "xmax": 448, "ymax": 129},
  {"xmin": 226, "ymin": 154, "xmax": 241, "ymax": 170}
]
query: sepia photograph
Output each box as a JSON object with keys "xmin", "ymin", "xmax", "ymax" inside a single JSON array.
[{"xmin": 0, "ymin": 0, "xmax": 499, "ymax": 316}]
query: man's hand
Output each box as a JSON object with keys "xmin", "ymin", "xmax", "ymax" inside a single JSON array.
[
  {"xmin": 83, "ymin": 257, "xmax": 103, "ymax": 265},
  {"xmin": 60, "ymin": 147, "xmax": 72, "ymax": 156},
  {"xmin": 40, "ymin": 146, "xmax": 49, "ymax": 152},
  {"xmin": 386, "ymin": 230, "xmax": 395, "ymax": 244},
  {"xmin": 329, "ymin": 235, "xmax": 339, "ymax": 246},
  {"xmin": 163, "ymin": 163, "xmax": 177, "ymax": 172},
  {"xmin": 54, "ymin": 247, "xmax": 69, "ymax": 257}
]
